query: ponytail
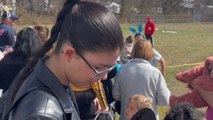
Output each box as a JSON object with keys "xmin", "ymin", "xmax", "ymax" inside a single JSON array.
[{"xmin": 11, "ymin": 0, "xmax": 80, "ymax": 100}]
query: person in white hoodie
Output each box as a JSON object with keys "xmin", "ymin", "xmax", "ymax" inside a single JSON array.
[
  {"xmin": 113, "ymin": 40, "xmax": 170, "ymax": 120},
  {"xmin": 134, "ymin": 33, "xmax": 166, "ymax": 76}
]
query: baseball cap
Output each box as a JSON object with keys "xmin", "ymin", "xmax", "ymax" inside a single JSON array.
[
  {"xmin": 146, "ymin": 16, "xmax": 151, "ymax": 20},
  {"xmin": 2, "ymin": 11, "xmax": 18, "ymax": 20}
]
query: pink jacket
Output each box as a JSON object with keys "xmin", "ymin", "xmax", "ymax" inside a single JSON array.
[{"xmin": 170, "ymin": 56, "xmax": 213, "ymax": 108}]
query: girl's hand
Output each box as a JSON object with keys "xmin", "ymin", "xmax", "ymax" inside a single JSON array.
[
  {"xmin": 93, "ymin": 98, "xmax": 101, "ymax": 113},
  {"xmin": 102, "ymin": 107, "xmax": 109, "ymax": 112}
]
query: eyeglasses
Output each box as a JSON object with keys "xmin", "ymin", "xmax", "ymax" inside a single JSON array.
[{"xmin": 78, "ymin": 52, "xmax": 116, "ymax": 80}]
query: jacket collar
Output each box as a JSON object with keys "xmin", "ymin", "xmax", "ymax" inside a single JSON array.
[
  {"xmin": 34, "ymin": 59, "xmax": 75, "ymax": 114},
  {"xmin": 130, "ymin": 58, "xmax": 150, "ymax": 64}
]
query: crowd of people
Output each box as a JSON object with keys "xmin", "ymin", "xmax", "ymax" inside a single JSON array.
[{"xmin": 0, "ymin": 0, "xmax": 211, "ymax": 120}]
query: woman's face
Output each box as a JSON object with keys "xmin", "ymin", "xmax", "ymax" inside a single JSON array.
[
  {"xmin": 8, "ymin": 19, "xmax": 15, "ymax": 26},
  {"xmin": 135, "ymin": 35, "xmax": 145, "ymax": 42},
  {"xmin": 66, "ymin": 49, "xmax": 120, "ymax": 87},
  {"xmin": 125, "ymin": 100, "xmax": 139, "ymax": 120}
]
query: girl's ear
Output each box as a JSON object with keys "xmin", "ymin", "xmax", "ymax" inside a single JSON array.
[
  {"xmin": 61, "ymin": 46, "xmax": 76, "ymax": 62},
  {"xmin": 128, "ymin": 26, "xmax": 137, "ymax": 33},
  {"xmin": 138, "ymin": 25, "xmax": 143, "ymax": 33}
]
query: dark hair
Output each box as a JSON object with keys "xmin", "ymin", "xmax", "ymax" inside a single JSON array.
[
  {"xmin": 134, "ymin": 33, "xmax": 145, "ymax": 38},
  {"xmin": 11, "ymin": 0, "xmax": 123, "ymax": 100},
  {"xmin": 164, "ymin": 103, "xmax": 204, "ymax": 120},
  {"xmin": 125, "ymin": 36, "xmax": 133, "ymax": 44},
  {"xmin": 131, "ymin": 108, "xmax": 156, "ymax": 120},
  {"xmin": 11, "ymin": 27, "xmax": 42, "ymax": 59},
  {"xmin": 55, "ymin": 1, "xmax": 123, "ymax": 54}
]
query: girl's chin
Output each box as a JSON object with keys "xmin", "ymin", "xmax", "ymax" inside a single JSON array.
[
  {"xmin": 73, "ymin": 79, "xmax": 99, "ymax": 88},
  {"xmin": 80, "ymin": 83, "xmax": 91, "ymax": 88},
  {"xmin": 90, "ymin": 79, "xmax": 100, "ymax": 85},
  {"xmin": 71, "ymin": 82, "xmax": 91, "ymax": 88}
]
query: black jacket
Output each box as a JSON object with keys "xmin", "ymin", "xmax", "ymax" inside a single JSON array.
[
  {"xmin": 4, "ymin": 59, "xmax": 80, "ymax": 120},
  {"xmin": 0, "ymin": 53, "xmax": 27, "ymax": 92}
]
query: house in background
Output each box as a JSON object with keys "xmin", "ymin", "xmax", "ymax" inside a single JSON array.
[
  {"xmin": 105, "ymin": 2, "xmax": 121, "ymax": 14},
  {"xmin": 177, "ymin": 0, "xmax": 213, "ymax": 22}
]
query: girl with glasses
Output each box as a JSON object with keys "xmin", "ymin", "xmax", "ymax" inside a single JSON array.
[{"xmin": 2, "ymin": 0, "xmax": 123, "ymax": 119}]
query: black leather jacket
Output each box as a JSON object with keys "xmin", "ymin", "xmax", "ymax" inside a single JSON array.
[{"xmin": 4, "ymin": 59, "xmax": 81, "ymax": 120}]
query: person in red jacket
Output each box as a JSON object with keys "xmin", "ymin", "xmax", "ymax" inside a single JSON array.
[{"xmin": 145, "ymin": 16, "xmax": 156, "ymax": 47}]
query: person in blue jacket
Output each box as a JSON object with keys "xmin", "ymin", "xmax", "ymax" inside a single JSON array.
[{"xmin": 0, "ymin": 6, "xmax": 18, "ymax": 51}]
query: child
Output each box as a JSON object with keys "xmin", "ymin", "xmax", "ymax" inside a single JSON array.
[
  {"xmin": 120, "ymin": 36, "xmax": 133, "ymax": 63},
  {"xmin": 170, "ymin": 56, "xmax": 213, "ymax": 120},
  {"xmin": 125, "ymin": 94, "xmax": 155, "ymax": 120}
]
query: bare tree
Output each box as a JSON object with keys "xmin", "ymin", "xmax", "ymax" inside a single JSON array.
[
  {"xmin": 0, "ymin": 0, "xmax": 7, "ymax": 5},
  {"xmin": 205, "ymin": 0, "xmax": 213, "ymax": 5},
  {"xmin": 16, "ymin": 0, "xmax": 64, "ymax": 15},
  {"xmin": 119, "ymin": 0, "xmax": 132, "ymax": 19},
  {"xmin": 134, "ymin": 0, "xmax": 152, "ymax": 14},
  {"xmin": 86, "ymin": 0, "xmax": 113, "ymax": 5},
  {"xmin": 158, "ymin": 0, "xmax": 184, "ymax": 14}
]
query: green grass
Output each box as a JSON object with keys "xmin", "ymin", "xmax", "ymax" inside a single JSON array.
[
  {"xmin": 15, "ymin": 23, "xmax": 213, "ymax": 120},
  {"xmin": 119, "ymin": 23, "xmax": 213, "ymax": 120}
]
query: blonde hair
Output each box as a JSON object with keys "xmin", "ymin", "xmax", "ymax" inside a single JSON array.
[
  {"xmin": 129, "ymin": 94, "xmax": 152, "ymax": 110},
  {"xmin": 131, "ymin": 40, "xmax": 153, "ymax": 61},
  {"xmin": 34, "ymin": 25, "xmax": 50, "ymax": 44}
]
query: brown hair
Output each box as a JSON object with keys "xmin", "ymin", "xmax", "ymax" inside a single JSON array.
[
  {"xmin": 125, "ymin": 35, "xmax": 133, "ymax": 44},
  {"xmin": 131, "ymin": 40, "xmax": 153, "ymax": 61},
  {"xmin": 129, "ymin": 94, "xmax": 152, "ymax": 110},
  {"xmin": 34, "ymin": 25, "xmax": 50, "ymax": 44}
]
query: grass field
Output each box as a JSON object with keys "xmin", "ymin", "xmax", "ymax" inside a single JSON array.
[
  {"xmin": 16, "ymin": 23, "xmax": 213, "ymax": 119},
  {"xmin": 120, "ymin": 23, "xmax": 213, "ymax": 119}
]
